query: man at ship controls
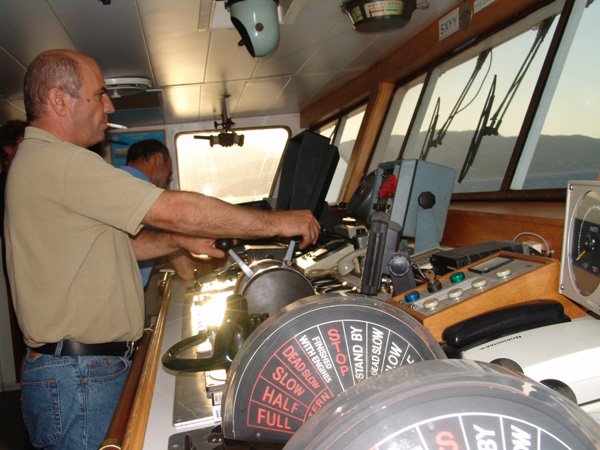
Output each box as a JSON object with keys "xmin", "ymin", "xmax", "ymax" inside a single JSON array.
[{"xmin": 4, "ymin": 49, "xmax": 320, "ymax": 450}]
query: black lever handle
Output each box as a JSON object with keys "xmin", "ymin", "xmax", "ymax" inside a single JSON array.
[
  {"xmin": 215, "ymin": 238, "xmax": 233, "ymax": 252},
  {"xmin": 161, "ymin": 294, "xmax": 251, "ymax": 372}
]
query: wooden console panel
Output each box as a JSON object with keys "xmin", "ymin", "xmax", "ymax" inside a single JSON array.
[{"xmin": 387, "ymin": 252, "xmax": 586, "ymax": 342}]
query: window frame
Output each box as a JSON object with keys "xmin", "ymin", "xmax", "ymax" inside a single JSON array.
[{"xmin": 311, "ymin": 0, "xmax": 591, "ymax": 203}]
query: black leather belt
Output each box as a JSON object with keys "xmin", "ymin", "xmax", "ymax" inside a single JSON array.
[{"xmin": 33, "ymin": 339, "xmax": 134, "ymax": 357}]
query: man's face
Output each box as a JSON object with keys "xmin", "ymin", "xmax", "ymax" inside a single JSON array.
[
  {"xmin": 68, "ymin": 56, "xmax": 115, "ymax": 148},
  {"xmin": 154, "ymin": 155, "xmax": 173, "ymax": 189}
]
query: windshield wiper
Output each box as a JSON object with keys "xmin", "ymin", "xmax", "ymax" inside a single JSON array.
[
  {"xmin": 458, "ymin": 76, "xmax": 496, "ymax": 182},
  {"xmin": 420, "ymin": 49, "xmax": 491, "ymax": 160},
  {"xmin": 456, "ymin": 16, "xmax": 554, "ymax": 182}
]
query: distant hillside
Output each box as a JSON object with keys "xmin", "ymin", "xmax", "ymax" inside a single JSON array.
[{"xmin": 379, "ymin": 131, "xmax": 599, "ymax": 191}]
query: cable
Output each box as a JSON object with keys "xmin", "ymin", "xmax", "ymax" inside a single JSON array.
[{"xmin": 512, "ymin": 231, "xmax": 550, "ymax": 256}]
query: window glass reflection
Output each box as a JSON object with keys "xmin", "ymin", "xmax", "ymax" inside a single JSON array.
[
  {"xmin": 176, "ymin": 128, "xmax": 289, "ymax": 204},
  {"xmin": 326, "ymin": 105, "xmax": 366, "ymax": 203},
  {"xmin": 517, "ymin": 1, "xmax": 600, "ymax": 189},
  {"xmin": 415, "ymin": 17, "xmax": 557, "ymax": 193}
]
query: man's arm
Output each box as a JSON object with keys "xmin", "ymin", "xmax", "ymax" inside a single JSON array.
[
  {"xmin": 143, "ymin": 191, "xmax": 321, "ymax": 249},
  {"xmin": 129, "ymin": 228, "xmax": 225, "ymax": 261}
]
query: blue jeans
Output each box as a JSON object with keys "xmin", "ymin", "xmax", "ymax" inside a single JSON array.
[{"xmin": 21, "ymin": 346, "xmax": 131, "ymax": 450}]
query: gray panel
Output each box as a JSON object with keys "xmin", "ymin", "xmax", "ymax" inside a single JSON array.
[
  {"xmin": 305, "ymin": 70, "xmax": 366, "ymax": 108},
  {"xmin": 253, "ymin": 0, "xmax": 345, "ymax": 78},
  {"xmin": 235, "ymin": 77, "xmax": 290, "ymax": 117},
  {"xmin": 48, "ymin": 0, "xmax": 152, "ymax": 81},
  {"xmin": 0, "ymin": 0, "xmax": 457, "ymax": 127},
  {"xmin": 269, "ymin": 73, "xmax": 333, "ymax": 114},
  {"xmin": 138, "ymin": 0, "xmax": 210, "ymax": 87},
  {"xmin": 0, "ymin": 1, "xmax": 76, "ymax": 64},
  {"xmin": 0, "ymin": 100, "xmax": 27, "ymax": 125},
  {"xmin": 0, "ymin": 52, "xmax": 26, "ymax": 98},
  {"xmin": 299, "ymin": 20, "xmax": 378, "ymax": 75},
  {"xmin": 204, "ymin": 29, "xmax": 259, "ymax": 83}
]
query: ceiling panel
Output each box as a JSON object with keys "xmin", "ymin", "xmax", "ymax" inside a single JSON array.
[
  {"xmin": 0, "ymin": 0, "xmax": 457, "ymax": 128},
  {"xmin": 0, "ymin": 1, "xmax": 76, "ymax": 65},
  {"xmin": 200, "ymin": 80, "xmax": 246, "ymax": 119},
  {"xmin": 48, "ymin": 0, "xmax": 152, "ymax": 81},
  {"xmin": 299, "ymin": 19, "xmax": 378, "ymax": 75},
  {"xmin": 162, "ymin": 85, "xmax": 201, "ymax": 124},
  {"xmin": 0, "ymin": 52, "xmax": 27, "ymax": 99},
  {"xmin": 0, "ymin": 100, "xmax": 26, "ymax": 123},
  {"xmin": 305, "ymin": 70, "xmax": 369, "ymax": 109},
  {"xmin": 138, "ymin": 0, "xmax": 210, "ymax": 87},
  {"xmin": 253, "ymin": 0, "xmax": 346, "ymax": 78},
  {"xmin": 269, "ymin": 73, "xmax": 334, "ymax": 114},
  {"xmin": 235, "ymin": 77, "xmax": 291, "ymax": 117},
  {"xmin": 204, "ymin": 29, "xmax": 260, "ymax": 83}
]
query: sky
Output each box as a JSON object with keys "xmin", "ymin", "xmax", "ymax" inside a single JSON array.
[{"xmin": 389, "ymin": 0, "xmax": 599, "ymax": 140}]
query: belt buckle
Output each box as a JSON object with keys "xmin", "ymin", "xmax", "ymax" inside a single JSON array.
[{"xmin": 124, "ymin": 341, "xmax": 135, "ymax": 359}]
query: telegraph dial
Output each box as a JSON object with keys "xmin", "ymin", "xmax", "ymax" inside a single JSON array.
[
  {"xmin": 560, "ymin": 181, "xmax": 600, "ymax": 314},
  {"xmin": 285, "ymin": 360, "xmax": 600, "ymax": 449}
]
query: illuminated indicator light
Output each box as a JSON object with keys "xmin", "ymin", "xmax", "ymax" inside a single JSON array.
[
  {"xmin": 450, "ymin": 272, "xmax": 465, "ymax": 283},
  {"xmin": 404, "ymin": 291, "xmax": 420, "ymax": 303}
]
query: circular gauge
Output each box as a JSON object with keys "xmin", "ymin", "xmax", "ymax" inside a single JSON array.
[
  {"xmin": 221, "ymin": 293, "xmax": 445, "ymax": 445},
  {"xmin": 570, "ymin": 189, "xmax": 600, "ymax": 295},
  {"xmin": 563, "ymin": 185, "xmax": 600, "ymax": 311},
  {"xmin": 285, "ymin": 359, "xmax": 600, "ymax": 450}
]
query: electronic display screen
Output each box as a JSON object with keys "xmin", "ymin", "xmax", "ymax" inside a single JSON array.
[{"xmin": 468, "ymin": 256, "xmax": 513, "ymax": 274}]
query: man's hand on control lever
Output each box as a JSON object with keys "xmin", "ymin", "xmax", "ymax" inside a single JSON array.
[{"xmin": 273, "ymin": 210, "xmax": 321, "ymax": 250}]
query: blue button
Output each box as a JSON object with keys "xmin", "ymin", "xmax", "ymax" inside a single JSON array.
[{"xmin": 405, "ymin": 291, "xmax": 420, "ymax": 303}]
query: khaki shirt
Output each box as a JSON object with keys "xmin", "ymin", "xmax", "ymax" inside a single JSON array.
[{"xmin": 5, "ymin": 127, "xmax": 164, "ymax": 347}]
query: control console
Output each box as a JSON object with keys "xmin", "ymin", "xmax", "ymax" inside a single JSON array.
[{"xmin": 388, "ymin": 251, "xmax": 586, "ymax": 341}]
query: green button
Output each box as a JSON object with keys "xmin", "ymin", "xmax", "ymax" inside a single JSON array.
[{"xmin": 450, "ymin": 272, "xmax": 465, "ymax": 283}]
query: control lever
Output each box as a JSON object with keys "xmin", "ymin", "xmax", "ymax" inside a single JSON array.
[
  {"xmin": 282, "ymin": 238, "xmax": 297, "ymax": 266},
  {"xmin": 161, "ymin": 294, "xmax": 252, "ymax": 372},
  {"xmin": 215, "ymin": 238, "xmax": 254, "ymax": 279},
  {"xmin": 306, "ymin": 247, "xmax": 367, "ymax": 278}
]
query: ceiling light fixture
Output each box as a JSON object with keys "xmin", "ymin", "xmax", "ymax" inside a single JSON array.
[
  {"xmin": 104, "ymin": 77, "xmax": 153, "ymax": 99},
  {"xmin": 341, "ymin": 0, "xmax": 421, "ymax": 32}
]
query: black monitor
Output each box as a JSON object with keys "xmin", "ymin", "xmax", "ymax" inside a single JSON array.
[{"xmin": 273, "ymin": 130, "xmax": 340, "ymax": 229}]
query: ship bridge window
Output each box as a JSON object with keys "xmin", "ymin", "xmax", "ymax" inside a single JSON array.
[
  {"xmin": 175, "ymin": 127, "xmax": 290, "ymax": 204},
  {"xmin": 512, "ymin": 0, "xmax": 600, "ymax": 190},
  {"xmin": 317, "ymin": 104, "xmax": 367, "ymax": 204},
  {"xmin": 406, "ymin": 16, "xmax": 558, "ymax": 193},
  {"xmin": 369, "ymin": 75, "xmax": 426, "ymax": 172}
]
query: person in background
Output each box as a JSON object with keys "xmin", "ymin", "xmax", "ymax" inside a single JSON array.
[
  {"xmin": 121, "ymin": 139, "xmax": 224, "ymax": 288},
  {"xmin": 0, "ymin": 120, "xmax": 27, "ymax": 173},
  {"xmin": 122, "ymin": 138, "xmax": 172, "ymax": 190},
  {"xmin": 121, "ymin": 139, "xmax": 173, "ymax": 287},
  {"xmin": 0, "ymin": 119, "xmax": 27, "ymax": 255},
  {"xmin": 5, "ymin": 49, "xmax": 320, "ymax": 450},
  {"xmin": 0, "ymin": 119, "xmax": 27, "ymax": 378}
]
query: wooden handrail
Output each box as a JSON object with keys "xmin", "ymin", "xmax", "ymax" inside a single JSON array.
[
  {"xmin": 99, "ymin": 328, "xmax": 153, "ymax": 449},
  {"xmin": 121, "ymin": 271, "xmax": 175, "ymax": 449}
]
